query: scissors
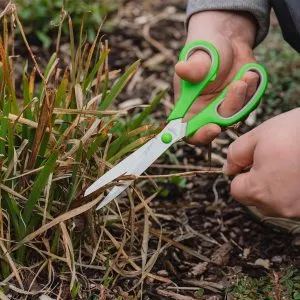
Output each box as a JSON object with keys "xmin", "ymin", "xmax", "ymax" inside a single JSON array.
[{"xmin": 84, "ymin": 40, "xmax": 268, "ymax": 210}]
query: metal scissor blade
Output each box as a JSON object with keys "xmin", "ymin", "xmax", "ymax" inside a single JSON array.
[
  {"xmin": 95, "ymin": 119, "xmax": 187, "ymax": 210},
  {"xmin": 96, "ymin": 182, "xmax": 131, "ymax": 210},
  {"xmin": 84, "ymin": 138, "xmax": 155, "ymax": 197}
]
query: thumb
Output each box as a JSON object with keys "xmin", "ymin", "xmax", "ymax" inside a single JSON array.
[
  {"xmin": 175, "ymin": 50, "xmax": 211, "ymax": 83},
  {"xmin": 224, "ymin": 130, "xmax": 257, "ymax": 176}
]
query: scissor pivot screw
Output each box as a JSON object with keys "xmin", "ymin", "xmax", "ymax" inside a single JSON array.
[{"xmin": 161, "ymin": 132, "xmax": 173, "ymax": 144}]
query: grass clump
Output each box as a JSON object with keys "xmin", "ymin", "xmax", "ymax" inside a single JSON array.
[{"xmin": 0, "ymin": 3, "xmax": 169, "ymax": 298}]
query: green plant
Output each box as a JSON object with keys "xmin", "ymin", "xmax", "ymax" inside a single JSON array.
[
  {"xmin": 0, "ymin": 5, "xmax": 167, "ymax": 298},
  {"xmin": 255, "ymin": 19, "xmax": 300, "ymax": 114},
  {"xmin": 230, "ymin": 268, "xmax": 300, "ymax": 300},
  {"xmin": 15, "ymin": 0, "xmax": 118, "ymax": 47}
]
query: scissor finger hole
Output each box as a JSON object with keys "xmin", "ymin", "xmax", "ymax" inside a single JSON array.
[
  {"xmin": 216, "ymin": 68, "xmax": 265, "ymax": 120},
  {"xmin": 217, "ymin": 80, "xmax": 249, "ymax": 118},
  {"xmin": 185, "ymin": 45, "xmax": 215, "ymax": 67},
  {"xmin": 244, "ymin": 70, "xmax": 261, "ymax": 100}
]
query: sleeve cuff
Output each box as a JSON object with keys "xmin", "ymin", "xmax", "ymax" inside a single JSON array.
[{"xmin": 186, "ymin": 0, "xmax": 271, "ymax": 47}]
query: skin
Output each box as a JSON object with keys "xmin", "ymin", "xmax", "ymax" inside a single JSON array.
[
  {"xmin": 174, "ymin": 11, "xmax": 259, "ymax": 144},
  {"xmin": 174, "ymin": 11, "xmax": 300, "ymax": 218},
  {"xmin": 224, "ymin": 109, "xmax": 300, "ymax": 218}
]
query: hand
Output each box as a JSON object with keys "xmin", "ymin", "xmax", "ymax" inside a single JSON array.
[
  {"xmin": 174, "ymin": 11, "xmax": 259, "ymax": 144},
  {"xmin": 224, "ymin": 108, "xmax": 300, "ymax": 218}
]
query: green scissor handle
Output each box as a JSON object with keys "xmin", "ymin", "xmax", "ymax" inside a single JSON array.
[
  {"xmin": 167, "ymin": 40, "xmax": 269, "ymax": 138},
  {"xmin": 168, "ymin": 40, "xmax": 220, "ymax": 122}
]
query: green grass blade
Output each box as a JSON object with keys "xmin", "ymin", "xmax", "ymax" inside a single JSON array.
[
  {"xmin": 99, "ymin": 60, "xmax": 140, "ymax": 110},
  {"xmin": 37, "ymin": 133, "xmax": 50, "ymax": 163},
  {"xmin": 22, "ymin": 73, "xmax": 33, "ymax": 140},
  {"xmin": 1, "ymin": 191, "xmax": 23, "ymax": 239},
  {"xmin": 69, "ymin": 16, "xmax": 76, "ymax": 85},
  {"xmin": 86, "ymin": 135, "xmax": 106, "ymax": 160},
  {"xmin": 66, "ymin": 143, "xmax": 83, "ymax": 210},
  {"xmin": 50, "ymin": 227, "xmax": 61, "ymax": 254},
  {"xmin": 129, "ymin": 89, "xmax": 166, "ymax": 130},
  {"xmin": 74, "ymin": 13, "xmax": 87, "ymax": 84},
  {"xmin": 23, "ymin": 151, "xmax": 58, "ymax": 226},
  {"xmin": 55, "ymin": 68, "xmax": 69, "ymax": 107},
  {"xmin": 38, "ymin": 52, "xmax": 57, "ymax": 99},
  {"xmin": 83, "ymin": 49, "xmax": 109, "ymax": 92},
  {"xmin": 100, "ymin": 70, "xmax": 109, "ymax": 104},
  {"xmin": 106, "ymin": 133, "xmax": 126, "ymax": 159},
  {"xmin": 0, "ymin": 66, "xmax": 3, "ymax": 107},
  {"xmin": 108, "ymin": 135, "xmax": 153, "ymax": 164},
  {"xmin": 83, "ymin": 22, "xmax": 102, "ymax": 81},
  {"xmin": 7, "ymin": 122, "xmax": 14, "ymax": 168},
  {"xmin": 107, "ymin": 124, "xmax": 154, "ymax": 160},
  {"xmin": 0, "ymin": 99, "xmax": 10, "ymax": 155},
  {"xmin": 0, "ymin": 261, "xmax": 10, "ymax": 279},
  {"xmin": 45, "ymin": 54, "xmax": 57, "ymax": 80}
]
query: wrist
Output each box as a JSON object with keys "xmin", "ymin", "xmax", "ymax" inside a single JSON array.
[{"xmin": 188, "ymin": 11, "xmax": 257, "ymax": 47}]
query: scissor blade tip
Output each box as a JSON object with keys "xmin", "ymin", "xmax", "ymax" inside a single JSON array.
[
  {"xmin": 84, "ymin": 181, "xmax": 103, "ymax": 197},
  {"xmin": 95, "ymin": 203, "xmax": 104, "ymax": 211},
  {"xmin": 95, "ymin": 191, "xmax": 120, "ymax": 211},
  {"xmin": 95, "ymin": 199, "xmax": 110, "ymax": 211},
  {"xmin": 83, "ymin": 187, "xmax": 93, "ymax": 197}
]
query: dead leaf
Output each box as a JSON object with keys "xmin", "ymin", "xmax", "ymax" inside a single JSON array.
[
  {"xmin": 156, "ymin": 289, "xmax": 196, "ymax": 300},
  {"xmin": 254, "ymin": 258, "xmax": 270, "ymax": 269},
  {"xmin": 27, "ymin": 88, "xmax": 56, "ymax": 169},
  {"xmin": 39, "ymin": 296, "xmax": 55, "ymax": 300},
  {"xmin": 189, "ymin": 262, "xmax": 209, "ymax": 277},
  {"xmin": 210, "ymin": 242, "xmax": 232, "ymax": 266},
  {"xmin": 243, "ymin": 248, "xmax": 250, "ymax": 259},
  {"xmin": 182, "ymin": 279, "xmax": 223, "ymax": 293}
]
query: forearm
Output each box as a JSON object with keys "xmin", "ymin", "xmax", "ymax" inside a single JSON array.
[{"xmin": 187, "ymin": 0, "xmax": 271, "ymax": 46}]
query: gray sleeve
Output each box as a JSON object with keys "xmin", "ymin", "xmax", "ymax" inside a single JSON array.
[{"xmin": 187, "ymin": 0, "xmax": 271, "ymax": 46}]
